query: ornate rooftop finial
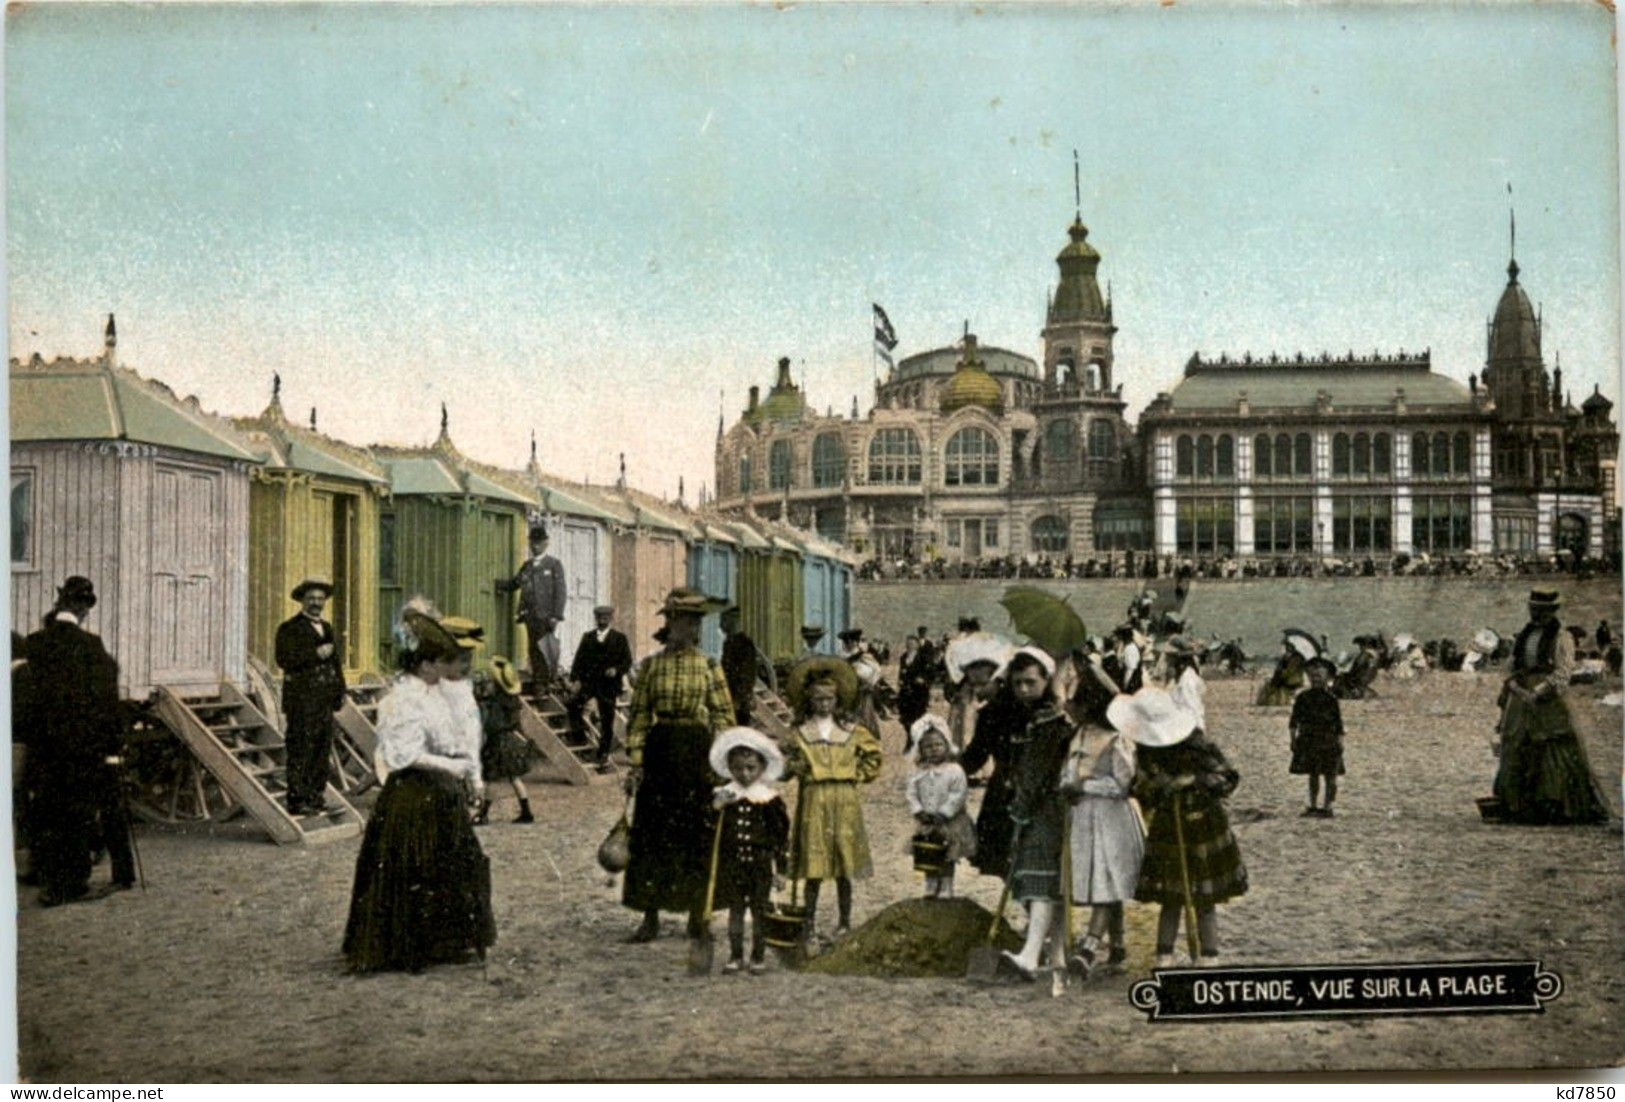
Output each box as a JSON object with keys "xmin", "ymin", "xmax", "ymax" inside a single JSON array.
[
  {"xmin": 1073, "ymin": 147, "xmax": 1081, "ymax": 221},
  {"xmin": 309, "ymin": 407, "xmax": 317, "ymax": 431},
  {"xmin": 272, "ymin": 373, "xmax": 281, "ymax": 402},
  {"xmin": 529, "ymin": 429, "xmax": 538, "ymax": 467},
  {"xmin": 440, "ymin": 402, "xmax": 449, "ymax": 437},
  {"xmin": 678, "ymin": 475, "xmax": 686, "ymax": 504},
  {"xmin": 103, "ymin": 313, "xmax": 117, "ymax": 364},
  {"xmin": 617, "ymin": 452, "xmax": 627, "ymax": 489}
]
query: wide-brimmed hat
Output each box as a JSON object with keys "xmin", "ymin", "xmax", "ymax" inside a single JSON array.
[
  {"xmin": 800, "ymin": 624, "xmax": 826, "ymax": 640},
  {"xmin": 1528, "ymin": 589, "xmax": 1562, "ymax": 608},
  {"xmin": 1107, "ymin": 687, "xmax": 1198, "ymax": 748},
  {"xmin": 291, "ymin": 575, "xmax": 334, "ymax": 601},
  {"xmin": 945, "ymin": 633, "xmax": 1015, "ymax": 684},
  {"xmin": 401, "ymin": 608, "xmax": 461, "ymax": 663},
  {"xmin": 490, "ymin": 656, "xmax": 523, "ymax": 695},
  {"xmin": 837, "ymin": 628, "xmax": 864, "ymax": 643},
  {"xmin": 785, "ymin": 655, "xmax": 859, "ymax": 712},
  {"xmin": 440, "ymin": 615, "xmax": 485, "ymax": 649},
  {"xmin": 708, "ymin": 727, "xmax": 784, "ymax": 784},
  {"xmin": 657, "ymin": 586, "xmax": 727, "ymax": 619},
  {"xmin": 57, "ymin": 575, "xmax": 97, "ymax": 609}
]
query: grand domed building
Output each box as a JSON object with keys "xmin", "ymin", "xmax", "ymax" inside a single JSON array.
[{"xmin": 714, "ymin": 214, "xmax": 1618, "ymax": 563}]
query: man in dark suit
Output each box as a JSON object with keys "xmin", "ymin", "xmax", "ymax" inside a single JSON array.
[
  {"xmin": 498, "ymin": 526, "xmax": 568, "ymax": 692},
  {"xmin": 21, "ymin": 576, "xmax": 129, "ymax": 906},
  {"xmin": 720, "ymin": 605, "xmax": 774, "ymax": 726},
  {"xmin": 275, "ymin": 575, "xmax": 347, "ymax": 816},
  {"xmin": 568, "ymin": 605, "xmax": 633, "ymax": 770}
]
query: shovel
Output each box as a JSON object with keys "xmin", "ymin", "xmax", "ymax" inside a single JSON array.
[
  {"xmin": 1170, "ymin": 789, "xmax": 1202, "ymax": 963},
  {"xmin": 688, "ymin": 810, "xmax": 725, "ymax": 976},
  {"xmin": 966, "ymin": 823, "xmax": 1023, "ymax": 982}
]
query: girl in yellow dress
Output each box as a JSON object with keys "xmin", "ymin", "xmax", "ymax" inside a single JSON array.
[{"xmin": 783, "ymin": 657, "xmax": 883, "ymax": 943}]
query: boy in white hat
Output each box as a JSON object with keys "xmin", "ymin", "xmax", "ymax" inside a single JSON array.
[{"xmin": 708, "ymin": 728, "xmax": 791, "ymax": 974}]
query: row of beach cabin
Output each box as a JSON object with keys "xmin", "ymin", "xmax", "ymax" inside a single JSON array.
[{"xmin": 9, "ymin": 332, "xmax": 853, "ymax": 702}]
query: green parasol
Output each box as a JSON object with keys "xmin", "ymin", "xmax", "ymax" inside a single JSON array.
[{"xmin": 999, "ymin": 586, "xmax": 1088, "ymax": 659}]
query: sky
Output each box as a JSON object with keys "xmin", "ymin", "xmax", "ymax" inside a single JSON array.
[{"xmin": 6, "ymin": 2, "xmax": 1620, "ymax": 499}]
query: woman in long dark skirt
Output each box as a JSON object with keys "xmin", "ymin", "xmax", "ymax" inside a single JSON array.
[{"xmin": 343, "ymin": 611, "xmax": 494, "ymax": 974}]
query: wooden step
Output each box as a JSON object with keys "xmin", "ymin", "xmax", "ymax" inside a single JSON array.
[{"xmin": 153, "ymin": 682, "xmax": 365, "ymax": 846}]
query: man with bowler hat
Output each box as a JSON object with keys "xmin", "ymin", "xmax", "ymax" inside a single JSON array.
[
  {"xmin": 22, "ymin": 577, "xmax": 129, "ymax": 905},
  {"xmin": 498, "ymin": 525, "xmax": 568, "ymax": 693},
  {"xmin": 568, "ymin": 604, "xmax": 633, "ymax": 771},
  {"xmin": 275, "ymin": 575, "xmax": 347, "ymax": 816}
]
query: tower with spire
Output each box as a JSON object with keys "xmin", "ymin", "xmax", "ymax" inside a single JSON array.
[{"xmin": 1040, "ymin": 152, "xmax": 1117, "ymax": 394}]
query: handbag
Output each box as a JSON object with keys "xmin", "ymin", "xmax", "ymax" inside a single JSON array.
[{"xmin": 597, "ymin": 798, "xmax": 632, "ymax": 873}]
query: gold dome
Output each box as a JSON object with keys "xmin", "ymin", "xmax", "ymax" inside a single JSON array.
[{"xmin": 940, "ymin": 334, "xmax": 1006, "ymax": 414}]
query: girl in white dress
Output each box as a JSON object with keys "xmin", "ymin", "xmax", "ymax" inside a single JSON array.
[{"xmin": 904, "ymin": 718, "xmax": 976, "ymax": 899}]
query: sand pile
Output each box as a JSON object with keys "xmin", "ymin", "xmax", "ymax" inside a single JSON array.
[{"xmin": 801, "ymin": 897, "xmax": 1023, "ymax": 978}]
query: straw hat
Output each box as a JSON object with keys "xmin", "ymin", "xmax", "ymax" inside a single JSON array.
[
  {"xmin": 657, "ymin": 587, "xmax": 727, "ymax": 618},
  {"xmin": 401, "ymin": 609, "xmax": 461, "ymax": 662},
  {"xmin": 1106, "ymin": 687, "xmax": 1198, "ymax": 748},
  {"xmin": 1528, "ymin": 589, "xmax": 1562, "ymax": 609},
  {"xmin": 440, "ymin": 615, "xmax": 485, "ymax": 649},
  {"xmin": 785, "ymin": 655, "xmax": 859, "ymax": 712},
  {"xmin": 708, "ymin": 727, "xmax": 785, "ymax": 783},
  {"xmin": 490, "ymin": 656, "xmax": 522, "ymax": 696},
  {"xmin": 291, "ymin": 575, "xmax": 334, "ymax": 601}
]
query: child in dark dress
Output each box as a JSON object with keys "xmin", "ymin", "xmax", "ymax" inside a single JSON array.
[
  {"xmin": 1289, "ymin": 658, "xmax": 1345, "ymax": 818},
  {"xmin": 473, "ymin": 656, "xmax": 539, "ymax": 824},
  {"xmin": 1120, "ymin": 689, "xmax": 1248, "ymax": 968},
  {"xmin": 708, "ymin": 728, "xmax": 791, "ymax": 975}
]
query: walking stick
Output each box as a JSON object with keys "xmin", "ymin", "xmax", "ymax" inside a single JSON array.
[
  {"xmin": 1056, "ymin": 805, "xmax": 1075, "ymax": 996},
  {"xmin": 1170, "ymin": 789, "xmax": 1201, "ymax": 962},
  {"xmin": 688, "ymin": 809, "xmax": 725, "ymax": 976},
  {"xmin": 110, "ymin": 753, "xmax": 146, "ymax": 892}
]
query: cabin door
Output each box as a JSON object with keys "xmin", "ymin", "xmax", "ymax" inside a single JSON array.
[
  {"xmin": 557, "ymin": 522, "xmax": 599, "ymax": 673},
  {"xmin": 476, "ymin": 509, "xmax": 517, "ymax": 659},
  {"xmin": 310, "ymin": 490, "xmax": 359, "ymax": 669},
  {"xmin": 150, "ymin": 462, "xmax": 225, "ymax": 687}
]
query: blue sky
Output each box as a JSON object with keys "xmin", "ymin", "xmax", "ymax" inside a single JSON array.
[{"xmin": 6, "ymin": 2, "xmax": 1619, "ymax": 496}]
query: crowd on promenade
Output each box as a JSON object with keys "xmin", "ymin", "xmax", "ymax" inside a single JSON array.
[{"xmin": 856, "ymin": 549, "xmax": 1620, "ymax": 583}]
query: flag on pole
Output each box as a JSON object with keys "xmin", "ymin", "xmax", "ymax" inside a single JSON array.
[
  {"xmin": 872, "ymin": 303, "xmax": 898, "ymax": 351},
  {"xmin": 876, "ymin": 347, "xmax": 894, "ymax": 370}
]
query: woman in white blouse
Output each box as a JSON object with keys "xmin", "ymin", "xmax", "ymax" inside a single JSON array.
[{"xmin": 343, "ymin": 610, "xmax": 494, "ymax": 974}]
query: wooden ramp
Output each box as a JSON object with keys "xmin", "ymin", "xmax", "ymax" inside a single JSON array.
[
  {"xmin": 332, "ymin": 683, "xmax": 387, "ymax": 795},
  {"xmin": 152, "ymin": 683, "xmax": 364, "ymax": 846},
  {"xmin": 752, "ymin": 685, "xmax": 798, "ymax": 742},
  {"xmin": 517, "ymin": 690, "xmax": 615, "ymax": 786}
]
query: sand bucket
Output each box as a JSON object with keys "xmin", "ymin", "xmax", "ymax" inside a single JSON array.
[
  {"xmin": 763, "ymin": 902, "xmax": 809, "ymax": 949},
  {"xmin": 1475, "ymin": 796, "xmax": 1505, "ymax": 822},
  {"xmin": 911, "ymin": 835, "xmax": 949, "ymax": 875}
]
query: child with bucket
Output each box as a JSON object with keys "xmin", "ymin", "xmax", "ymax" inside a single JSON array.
[
  {"xmin": 706, "ymin": 728, "xmax": 791, "ymax": 975},
  {"xmin": 782, "ymin": 657, "xmax": 882, "ymax": 945},
  {"xmin": 1120, "ymin": 688, "xmax": 1248, "ymax": 968},
  {"xmin": 905, "ymin": 714, "xmax": 976, "ymax": 900}
]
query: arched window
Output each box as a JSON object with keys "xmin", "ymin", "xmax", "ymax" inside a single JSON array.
[
  {"xmin": 738, "ymin": 454, "xmax": 752, "ymax": 495},
  {"xmin": 1031, "ymin": 515, "xmax": 1069, "ymax": 553},
  {"xmin": 1294, "ymin": 433, "xmax": 1312, "ymax": 477},
  {"xmin": 1045, "ymin": 419, "xmax": 1076, "ymax": 466},
  {"xmin": 1452, "ymin": 431, "xmax": 1471, "ymax": 475},
  {"xmin": 1332, "ymin": 433, "xmax": 1350, "ymax": 476},
  {"xmin": 944, "ymin": 427, "xmax": 999, "ymax": 486},
  {"xmin": 1275, "ymin": 433, "xmax": 1292, "ymax": 475},
  {"xmin": 1196, "ymin": 435, "xmax": 1215, "ymax": 478},
  {"xmin": 811, "ymin": 433, "xmax": 845, "ymax": 488},
  {"xmin": 1353, "ymin": 432, "xmax": 1371, "ymax": 476},
  {"xmin": 1373, "ymin": 433, "xmax": 1392, "ymax": 475},
  {"xmin": 1412, "ymin": 432, "xmax": 1430, "ymax": 476},
  {"xmin": 1088, "ymin": 420, "xmax": 1114, "ymax": 459},
  {"xmin": 1176, "ymin": 435, "xmax": 1194, "ymax": 477},
  {"xmin": 867, "ymin": 428, "xmax": 922, "ymax": 484},
  {"xmin": 1216, "ymin": 434, "xmax": 1235, "ymax": 478},
  {"xmin": 1431, "ymin": 432, "xmax": 1449, "ymax": 476},
  {"xmin": 1254, "ymin": 434, "xmax": 1272, "ymax": 479},
  {"xmin": 768, "ymin": 440, "xmax": 792, "ymax": 490}
]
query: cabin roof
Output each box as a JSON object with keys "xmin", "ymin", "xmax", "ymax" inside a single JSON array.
[
  {"xmin": 233, "ymin": 410, "xmax": 389, "ymax": 486},
  {"xmin": 11, "ymin": 356, "xmax": 261, "ymax": 463}
]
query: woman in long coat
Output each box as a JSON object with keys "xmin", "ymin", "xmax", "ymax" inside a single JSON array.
[
  {"xmin": 1489, "ymin": 591, "xmax": 1610, "ymax": 825},
  {"xmin": 343, "ymin": 612, "xmax": 494, "ymax": 973}
]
